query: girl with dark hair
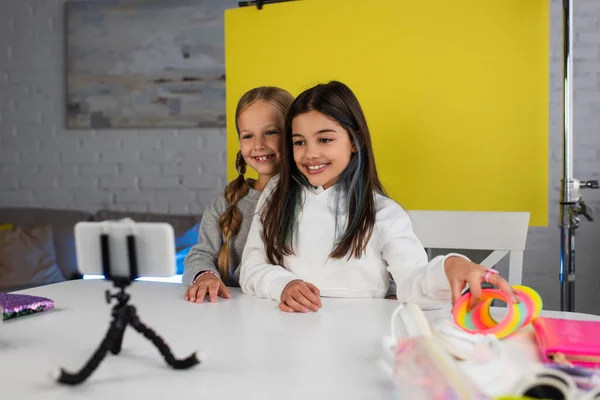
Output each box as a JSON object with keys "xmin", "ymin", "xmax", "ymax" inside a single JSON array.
[
  {"xmin": 240, "ymin": 81, "xmax": 515, "ymax": 313},
  {"xmin": 183, "ymin": 86, "xmax": 294, "ymax": 303}
]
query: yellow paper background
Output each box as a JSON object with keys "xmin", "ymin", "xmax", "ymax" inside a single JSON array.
[{"xmin": 225, "ymin": 0, "xmax": 549, "ymax": 226}]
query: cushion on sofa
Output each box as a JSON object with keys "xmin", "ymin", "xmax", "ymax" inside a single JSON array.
[
  {"xmin": 0, "ymin": 208, "xmax": 93, "ymax": 280},
  {"xmin": 0, "ymin": 225, "xmax": 66, "ymax": 292}
]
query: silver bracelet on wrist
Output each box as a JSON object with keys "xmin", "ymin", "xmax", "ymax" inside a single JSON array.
[{"xmin": 192, "ymin": 270, "xmax": 217, "ymax": 284}]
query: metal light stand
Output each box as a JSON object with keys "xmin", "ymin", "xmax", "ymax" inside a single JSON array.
[{"xmin": 559, "ymin": 0, "xmax": 599, "ymax": 312}]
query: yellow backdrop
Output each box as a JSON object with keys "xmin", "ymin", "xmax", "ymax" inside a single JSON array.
[{"xmin": 225, "ymin": 0, "xmax": 549, "ymax": 226}]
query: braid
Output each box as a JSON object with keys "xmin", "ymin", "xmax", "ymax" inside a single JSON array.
[
  {"xmin": 218, "ymin": 85, "xmax": 293, "ymax": 279},
  {"xmin": 217, "ymin": 151, "xmax": 250, "ymax": 280}
]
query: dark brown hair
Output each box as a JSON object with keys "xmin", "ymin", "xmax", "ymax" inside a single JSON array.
[
  {"xmin": 261, "ymin": 81, "xmax": 385, "ymax": 267},
  {"xmin": 217, "ymin": 87, "xmax": 293, "ymax": 281}
]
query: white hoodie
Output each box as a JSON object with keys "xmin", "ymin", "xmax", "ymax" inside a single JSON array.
[{"xmin": 240, "ymin": 177, "xmax": 464, "ymax": 309}]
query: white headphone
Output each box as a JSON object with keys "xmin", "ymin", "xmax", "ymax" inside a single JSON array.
[
  {"xmin": 379, "ymin": 302, "xmax": 433, "ymax": 378},
  {"xmin": 390, "ymin": 302, "xmax": 433, "ymax": 338},
  {"xmin": 380, "ymin": 302, "xmax": 525, "ymax": 398},
  {"xmin": 380, "ymin": 302, "xmax": 432, "ymax": 364},
  {"xmin": 384, "ymin": 302, "xmax": 496, "ymax": 360}
]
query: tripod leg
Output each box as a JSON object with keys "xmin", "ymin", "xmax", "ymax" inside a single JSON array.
[
  {"xmin": 126, "ymin": 306, "xmax": 199, "ymax": 370},
  {"xmin": 109, "ymin": 310, "xmax": 127, "ymax": 355},
  {"xmin": 56, "ymin": 318, "xmax": 127, "ymax": 385}
]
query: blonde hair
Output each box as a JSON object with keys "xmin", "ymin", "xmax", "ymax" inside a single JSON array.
[{"xmin": 217, "ymin": 87, "xmax": 294, "ymax": 281}]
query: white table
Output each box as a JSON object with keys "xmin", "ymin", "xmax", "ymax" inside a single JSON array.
[{"xmin": 2, "ymin": 280, "xmax": 599, "ymax": 399}]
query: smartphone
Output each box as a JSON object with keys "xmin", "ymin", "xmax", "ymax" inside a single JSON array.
[{"xmin": 74, "ymin": 221, "xmax": 176, "ymax": 279}]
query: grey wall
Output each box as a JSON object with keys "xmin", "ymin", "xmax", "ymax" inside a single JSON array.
[
  {"xmin": 1, "ymin": 0, "xmax": 599, "ymax": 312},
  {"xmin": 0, "ymin": 0, "xmax": 232, "ymax": 215}
]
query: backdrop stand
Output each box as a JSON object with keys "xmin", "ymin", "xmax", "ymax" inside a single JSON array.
[{"xmin": 238, "ymin": 0, "xmax": 296, "ymax": 10}]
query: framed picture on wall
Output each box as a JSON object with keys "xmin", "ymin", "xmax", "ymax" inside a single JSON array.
[{"xmin": 66, "ymin": 0, "xmax": 237, "ymax": 129}]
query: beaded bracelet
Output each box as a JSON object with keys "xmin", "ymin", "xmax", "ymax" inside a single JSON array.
[{"xmin": 192, "ymin": 270, "xmax": 218, "ymax": 285}]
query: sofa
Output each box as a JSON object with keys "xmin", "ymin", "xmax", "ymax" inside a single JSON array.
[{"xmin": 0, "ymin": 207, "xmax": 201, "ymax": 293}]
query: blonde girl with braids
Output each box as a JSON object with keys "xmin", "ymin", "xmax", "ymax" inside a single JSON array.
[{"xmin": 183, "ymin": 86, "xmax": 294, "ymax": 303}]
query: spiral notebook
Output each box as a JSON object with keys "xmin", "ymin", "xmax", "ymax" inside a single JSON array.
[
  {"xmin": 0, "ymin": 293, "xmax": 55, "ymax": 320},
  {"xmin": 532, "ymin": 317, "xmax": 600, "ymax": 368}
]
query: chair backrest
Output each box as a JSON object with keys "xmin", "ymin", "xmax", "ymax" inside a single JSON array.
[{"xmin": 406, "ymin": 210, "xmax": 530, "ymax": 285}]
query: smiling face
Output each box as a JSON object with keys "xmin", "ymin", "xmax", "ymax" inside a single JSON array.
[
  {"xmin": 291, "ymin": 110, "xmax": 355, "ymax": 189},
  {"xmin": 237, "ymin": 100, "xmax": 284, "ymax": 180}
]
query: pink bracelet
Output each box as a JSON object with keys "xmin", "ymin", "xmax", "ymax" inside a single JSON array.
[{"xmin": 193, "ymin": 270, "xmax": 218, "ymax": 284}]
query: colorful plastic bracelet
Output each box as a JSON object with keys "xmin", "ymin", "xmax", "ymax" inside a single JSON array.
[{"xmin": 451, "ymin": 285, "xmax": 542, "ymax": 339}]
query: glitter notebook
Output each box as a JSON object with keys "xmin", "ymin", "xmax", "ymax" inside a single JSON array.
[{"xmin": 0, "ymin": 293, "xmax": 55, "ymax": 321}]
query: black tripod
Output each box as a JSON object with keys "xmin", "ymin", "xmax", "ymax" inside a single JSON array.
[{"xmin": 56, "ymin": 232, "xmax": 199, "ymax": 385}]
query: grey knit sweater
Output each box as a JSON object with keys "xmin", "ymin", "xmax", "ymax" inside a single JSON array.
[{"xmin": 182, "ymin": 187, "xmax": 262, "ymax": 287}]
